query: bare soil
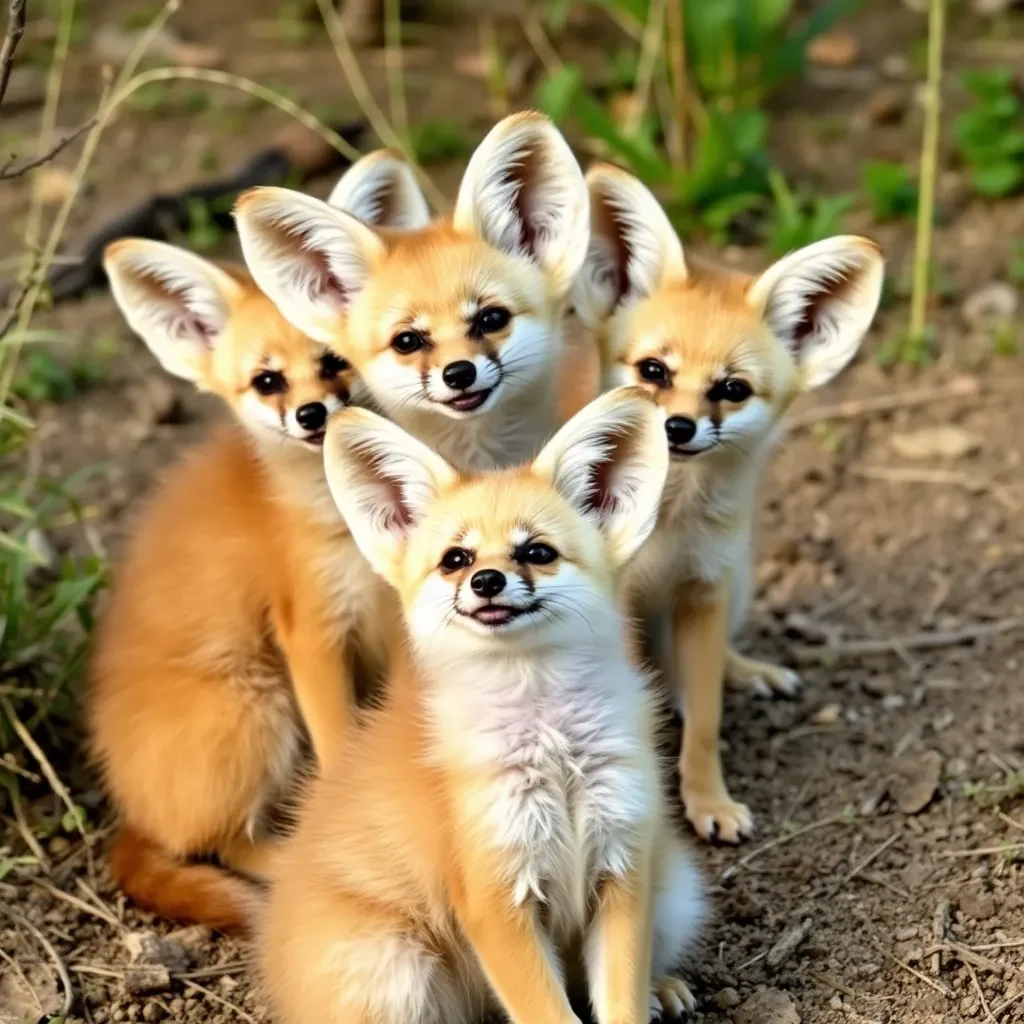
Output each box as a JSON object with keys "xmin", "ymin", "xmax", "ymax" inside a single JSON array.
[{"xmin": 2, "ymin": 2, "xmax": 1024, "ymax": 1023}]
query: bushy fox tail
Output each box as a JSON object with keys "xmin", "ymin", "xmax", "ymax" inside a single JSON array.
[{"xmin": 109, "ymin": 824, "xmax": 260, "ymax": 935}]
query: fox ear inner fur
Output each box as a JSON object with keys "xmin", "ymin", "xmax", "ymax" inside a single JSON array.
[
  {"xmin": 532, "ymin": 387, "xmax": 668, "ymax": 566},
  {"xmin": 453, "ymin": 111, "xmax": 589, "ymax": 297},
  {"xmin": 746, "ymin": 235, "xmax": 885, "ymax": 390},
  {"xmin": 234, "ymin": 187, "xmax": 385, "ymax": 344},
  {"xmin": 103, "ymin": 238, "xmax": 244, "ymax": 384},
  {"xmin": 324, "ymin": 409, "xmax": 457, "ymax": 580},
  {"xmin": 573, "ymin": 163, "xmax": 687, "ymax": 327},
  {"xmin": 327, "ymin": 150, "xmax": 431, "ymax": 230}
]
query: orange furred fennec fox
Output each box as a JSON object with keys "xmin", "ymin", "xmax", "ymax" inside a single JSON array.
[
  {"xmin": 234, "ymin": 111, "xmax": 598, "ymax": 472},
  {"xmin": 259, "ymin": 389, "xmax": 706, "ymax": 1024},
  {"xmin": 573, "ymin": 166, "xmax": 884, "ymax": 844},
  {"xmin": 89, "ymin": 224, "xmax": 407, "ymax": 932}
]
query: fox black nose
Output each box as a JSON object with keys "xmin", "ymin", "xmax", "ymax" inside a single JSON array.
[
  {"xmin": 665, "ymin": 415, "xmax": 697, "ymax": 446},
  {"xmin": 470, "ymin": 568, "xmax": 506, "ymax": 598},
  {"xmin": 442, "ymin": 360, "xmax": 477, "ymax": 391},
  {"xmin": 296, "ymin": 402, "xmax": 328, "ymax": 431}
]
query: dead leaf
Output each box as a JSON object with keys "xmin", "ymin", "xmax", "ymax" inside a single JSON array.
[
  {"xmin": 890, "ymin": 425, "xmax": 981, "ymax": 461},
  {"xmin": 891, "ymin": 749, "xmax": 943, "ymax": 814},
  {"xmin": 808, "ymin": 31, "xmax": 859, "ymax": 68},
  {"xmin": 0, "ymin": 965, "xmax": 61, "ymax": 1022}
]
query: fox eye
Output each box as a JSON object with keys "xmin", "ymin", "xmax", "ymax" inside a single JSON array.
[
  {"xmin": 440, "ymin": 547, "xmax": 474, "ymax": 573},
  {"xmin": 472, "ymin": 306, "xmax": 511, "ymax": 336},
  {"xmin": 636, "ymin": 359, "xmax": 669, "ymax": 386},
  {"xmin": 319, "ymin": 352, "xmax": 349, "ymax": 379},
  {"xmin": 708, "ymin": 378, "xmax": 753, "ymax": 403},
  {"xmin": 252, "ymin": 369, "xmax": 286, "ymax": 395},
  {"xmin": 515, "ymin": 542, "xmax": 558, "ymax": 566},
  {"xmin": 392, "ymin": 330, "xmax": 427, "ymax": 355}
]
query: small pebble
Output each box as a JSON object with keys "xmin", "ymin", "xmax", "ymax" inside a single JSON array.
[{"xmin": 714, "ymin": 986, "xmax": 741, "ymax": 1009}]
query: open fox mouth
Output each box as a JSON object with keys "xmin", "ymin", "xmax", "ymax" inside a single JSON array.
[
  {"xmin": 302, "ymin": 430, "xmax": 326, "ymax": 447},
  {"xmin": 469, "ymin": 603, "xmax": 538, "ymax": 627},
  {"xmin": 442, "ymin": 388, "xmax": 493, "ymax": 413},
  {"xmin": 669, "ymin": 443, "xmax": 712, "ymax": 458}
]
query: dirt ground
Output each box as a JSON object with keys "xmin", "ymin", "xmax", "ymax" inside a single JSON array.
[{"xmin": 2, "ymin": 1, "xmax": 1024, "ymax": 1023}]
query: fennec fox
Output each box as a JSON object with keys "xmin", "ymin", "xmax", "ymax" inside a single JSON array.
[
  {"xmin": 234, "ymin": 111, "xmax": 598, "ymax": 471},
  {"xmin": 90, "ymin": 232, "xmax": 401, "ymax": 932},
  {"xmin": 259, "ymin": 388, "xmax": 706, "ymax": 1024},
  {"xmin": 574, "ymin": 165, "xmax": 884, "ymax": 843}
]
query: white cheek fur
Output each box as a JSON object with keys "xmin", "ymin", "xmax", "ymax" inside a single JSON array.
[
  {"xmin": 363, "ymin": 353, "xmax": 428, "ymax": 413},
  {"xmin": 239, "ymin": 391, "xmax": 285, "ymax": 438},
  {"xmin": 498, "ymin": 316, "xmax": 553, "ymax": 389},
  {"xmin": 717, "ymin": 398, "xmax": 774, "ymax": 441}
]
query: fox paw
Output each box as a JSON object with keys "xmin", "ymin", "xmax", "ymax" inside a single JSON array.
[
  {"xmin": 726, "ymin": 652, "xmax": 802, "ymax": 698},
  {"xmin": 682, "ymin": 788, "xmax": 754, "ymax": 844},
  {"xmin": 649, "ymin": 975, "xmax": 696, "ymax": 1020}
]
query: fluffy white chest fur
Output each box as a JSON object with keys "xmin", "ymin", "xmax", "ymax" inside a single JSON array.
[
  {"xmin": 427, "ymin": 650, "xmax": 656, "ymax": 937},
  {"xmin": 625, "ymin": 448, "xmax": 769, "ymax": 608}
]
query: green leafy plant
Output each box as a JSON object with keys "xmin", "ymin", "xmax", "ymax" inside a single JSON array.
[
  {"xmin": 764, "ymin": 170, "xmax": 853, "ymax": 256},
  {"xmin": 0, "ymin": 449, "xmax": 107, "ymax": 756},
  {"xmin": 861, "ymin": 160, "xmax": 918, "ymax": 221},
  {"xmin": 408, "ymin": 118, "xmax": 472, "ymax": 165},
  {"xmin": 953, "ymin": 69, "xmax": 1024, "ymax": 198},
  {"xmin": 11, "ymin": 336, "xmax": 113, "ymax": 404},
  {"xmin": 535, "ymin": 0, "xmax": 861, "ymax": 241}
]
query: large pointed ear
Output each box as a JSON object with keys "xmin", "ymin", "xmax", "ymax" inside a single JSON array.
[
  {"xmin": 746, "ymin": 235, "xmax": 884, "ymax": 390},
  {"xmin": 103, "ymin": 239, "xmax": 244, "ymax": 383},
  {"xmin": 532, "ymin": 386, "xmax": 667, "ymax": 565},
  {"xmin": 234, "ymin": 187, "xmax": 386, "ymax": 344},
  {"xmin": 327, "ymin": 150, "xmax": 431, "ymax": 230},
  {"xmin": 324, "ymin": 408, "xmax": 457, "ymax": 580},
  {"xmin": 452, "ymin": 110, "xmax": 588, "ymax": 297},
  {"xmin": 573, "ymin": 164, "xmax": 687, "ymax": 327}
]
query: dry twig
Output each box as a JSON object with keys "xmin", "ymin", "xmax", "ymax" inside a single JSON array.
[
  {"xmin": 0, "ymin": 118, "xmax": 97, "ymax": 180},
  {"xmin": 880, "ymin": 947, "xmax": 953, "ymax": 998},
  {"xmin": 787, "ymin": 378, "xmax": 982, "ymax": 429},
  {"xmin": 0, "ymin": 0, "xmax": 26, "ymax": 110},
  {"xmin": 794, "ymin": 618, "xmax": 1021, "ymax": 664},
  {"xmin": 721, "ymin": 815, "xmax": 845, "ymax": 881}
]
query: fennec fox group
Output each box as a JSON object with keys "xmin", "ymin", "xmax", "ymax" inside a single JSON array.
[
  {"xmin": 574, "ymin": 165, "xmax": 884, "ymax": 842},
  {"xmin": 260, "ymin": 389, "xmax": 705, "ymax": 1024},
  {"xmin": 89, "ymin": 114, "xmax": 601, "ymax": 934},
  {"xmin": 234, "ymin": 110, "xmax": 597, "ymax": 471}
]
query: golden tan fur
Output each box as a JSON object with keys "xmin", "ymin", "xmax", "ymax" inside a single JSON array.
[{"xmin": 90, "ymin": 246, "xmax": 397, "ymax": 931}]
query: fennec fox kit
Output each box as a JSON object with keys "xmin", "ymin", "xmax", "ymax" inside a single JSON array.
[
  {"xmin": 90, "ymin": 237, "xmax": 398, "ymax": 932},
  {"xmin": 234, "ymin": 111, "xmax": 597, "ymax": 471},
  {"xmin": 259, "ymin": 389, "xmax": 706, "ymax": 1024},
  {"xmin": 574, "ymin": 165, "xmax": 884, "ymax": 843}
]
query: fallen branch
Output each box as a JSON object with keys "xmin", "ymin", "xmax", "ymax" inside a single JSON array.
[
  {"xmin": 847, "ymin": 465, "xmax": 1019, "ymax": 511},
  {"xmin": 0, "ymin": 0, "xmax": 26, "ymax": 111},
  {"xmin": 0, "ymin": 117, "xmax": 97, "ymax": 179},
  {"xmin": 793, "ymin": 619, "xmax": 1021, "ymax": 665},
  {"xmin": 721, "ymin": 815, "xmax": 845, "ymax": 881},
  {"xmin": 879, "ymin": 947, "xmax": 953, "ymax": 998},
  {"xmin": 0, "ymin": 117, "xmax": 365, "ymax": 309},
  {"xmin": 787, "ymin": 378, "xmax": 982, "ymax": 429}
]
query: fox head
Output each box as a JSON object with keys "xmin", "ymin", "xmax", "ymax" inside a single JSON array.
[
  {"xmin": 103, "ymin": 239, "xmax": 363, "ymax": 450},
  {"xmin": 234, "ymin": 112, "xmax": 589, "ymax": 425},
  {"xmin": 573, "ymin": 165, "xmax": 884, "ymax": 464},
  {"xmin": 322, "ymin": 387, "xmax": 667, "ymax": 659}
]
